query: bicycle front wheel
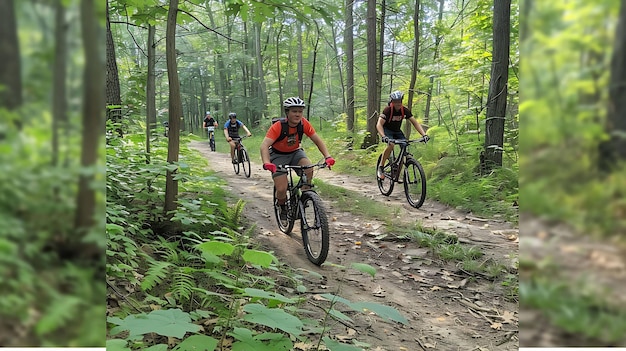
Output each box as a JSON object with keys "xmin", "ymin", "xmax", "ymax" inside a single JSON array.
[
  {"xmin": 274, "ymin": 187, "xmax": 295, "ymax": 234},
  {"xmin": 403, "ymin": 159, "xmax": 427, "ymax": 208},
  {"xmin": 300, "ymin": 191, "xmax": 329, "ymax": 265},
  {"xmin": 376, "ymin": 154, "xmax": 394, "ymax": 196},
  {"xmin": 241, "ymin": 148, "xmax": 251, "ymax": 178}
]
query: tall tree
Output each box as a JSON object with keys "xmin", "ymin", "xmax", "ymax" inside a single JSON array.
[
  {"xmin": 106, "ymin": 0, "xmax": 122, "ymax": 135},
  {"xmin": 405, "ymin": 0, "xmax": 421, "ymax": 137},
  {"xmin": 75, "ymin": 0, "xmax": 104, "ymax": 237},
  {"xmin": 345, "ymin": 0, "xmax": 355, "ymax": 132},
  {"xmin": 146, "ymin": 24, "xmax": 156, "ymax": 163},
  {"xmin": 483, "ymin": 0, "xmax": 511, "ymax": 169},
  {"xmin": 600, "ymin": 0, "xmax": 626, "ymax": 169},
  {"xmin": 363, "ymin": 0, "xmax": 379, "ymax": 148},
  {"xmin": 0, "ymin": 0, "xmax": 22, "ymax": 115},
  {"xmin": 52, "ymin": 0, "xmax": 68, "ymax": 167},
  {"xmin": 164, "ymin": 0, "xmax": 183, "ymax": 216}
]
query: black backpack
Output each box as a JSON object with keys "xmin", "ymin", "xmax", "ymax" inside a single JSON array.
[{"xmin": 272, "ymin": 118, "xmax": 304, "ymax": 143}]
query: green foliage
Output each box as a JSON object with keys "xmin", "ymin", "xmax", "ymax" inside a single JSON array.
[{"xmin": 108, "ymin": 309, "xmax": 202, "ymax": 339}]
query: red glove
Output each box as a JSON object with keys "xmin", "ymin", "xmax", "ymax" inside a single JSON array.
[
  {"xmin": 325, "ymin": 156, "xmax": 335, "ymax": 167},
  {"xmin": 263, "ymin": 163, "xmax": 277, "ymax": 173}
]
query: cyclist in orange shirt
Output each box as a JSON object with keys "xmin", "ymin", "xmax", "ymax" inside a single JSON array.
[{"xmin": 260, "ymin": 97, "xmax": 335, "ymax": 220}]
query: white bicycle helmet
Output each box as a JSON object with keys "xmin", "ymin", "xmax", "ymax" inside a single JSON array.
[
  {"xmin": 283, "ymin": 97, "xmax": 306, "ymax": 109},
  {"xmin": 389, "ymin": 91, "xmax": 404, "ymax": 101},
  {"xmin": 206, "ymin": 111, "xmax": 210, "ymax": 115}
]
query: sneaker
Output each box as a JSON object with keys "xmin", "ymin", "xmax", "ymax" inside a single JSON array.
[
  {"xmin": 232, "ymin": 157, "xmax": 238, "ymax": 164},
  {"xmin": 279, "ymin": 204, "xmax": 288, "ymax": 221},
  {"xmin": 377, "ymin": 166, "xmax": 385, "ymax": 180}
]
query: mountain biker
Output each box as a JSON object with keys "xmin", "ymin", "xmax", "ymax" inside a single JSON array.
[
  {"xmin": 224, "ymin": 112, "xmax": 252, "ymax": 163},
  {"xmin": 203, "ymin": 111, "xmax": 218, "ymax": 144},
  {"xmin": 376, "ymin": 90, "xmax": 429, "ymax": 180},
  {"xmin": 260, "ymin": 97, "xmax": 335, "ymax": 220}
]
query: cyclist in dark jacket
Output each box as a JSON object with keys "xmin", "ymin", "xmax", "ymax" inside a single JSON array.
[
  {"xmin": 376, "ymin": 90, "xmax": 429, "ymax": 179},
  {"xmin": 224, "ymin": 112, "xmax": 252, "ymax": 163}
]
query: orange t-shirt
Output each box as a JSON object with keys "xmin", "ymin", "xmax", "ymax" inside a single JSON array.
[{"xmin": 266, "ymin": 118, "xmax": 316, "ymax": 153}]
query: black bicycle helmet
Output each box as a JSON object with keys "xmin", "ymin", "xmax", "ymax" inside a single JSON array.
[
  {"xmin": 228, "ymin": 112, "xmax": 237, "ymax": 118},
  {"xmin": 283, "ymin": 97, "xmax": 306, "ymax": 109},
  {"xmin": 389, "ymin": 90, "xmax": 404, "ymax": 101}
]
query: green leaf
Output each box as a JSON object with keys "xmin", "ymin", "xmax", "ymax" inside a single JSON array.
[
  {"xmin": 242, "ymin": 303, "xmax": 303, "ymax": 335},
  {"xmin": 106, "ymin": 339, "xmax": 131, "ymax": 351},
  {"xmin": 196, "ymin": 241, "xmax": 235, "ymax": 256},
  {"xmin": 350, "ymin": 302, "xmax": 409, "ymax": 325},
  {"xmin": 350, "ymin": 263, "xmax": 377, "ymax": 278},
  {"xmin": 108, "ymin": 309, "xmax": 201, "ymax": 339},
  {"xmin": 323, "ymin": 336, "xmax": 364, "ymax": 351},
  {"xmin": 144, "ymin": 344, "xmax": 169, "ymax": 351},
  {"xmin": 230, "ymin": 328, "xmax": 292, "ymax": 351},
  {"xmin": 172, "ymin": 335, "xmax": 219, "ymax": 351},
  {"xmin": 243, "ymin": 288, "xmax": 296, "ymax": 304},
  {"xmin": 242, "ymin": 249, "xmax": 276, "ymax": 267}
]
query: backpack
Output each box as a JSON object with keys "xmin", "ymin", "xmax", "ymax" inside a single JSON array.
[{"xmin": 271, "ymin": 118, "xmax": 304, "ymax": 143}]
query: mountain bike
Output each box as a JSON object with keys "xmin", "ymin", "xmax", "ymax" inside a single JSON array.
[
  {"xmin": 207, "ymin": 126, "xmax": 216, "ymax": 152},
  {"xmin": 273, "ymin": 161, "xmax": 330, "ymax": 265},
  {"xmin": 232, "ymin": 136, "xmax": 251, "ymax": 178},
  {"xmin": 376, "ymin": 136, "xmax": 428, "ymax": 208}
]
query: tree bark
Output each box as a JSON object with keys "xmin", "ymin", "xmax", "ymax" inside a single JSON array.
[
  {"xmin": 0, "ymin": 0, "xmax": 22, "ymax": 115},
  {"xmin": 363, "ymin": 0, "xmax": 379, "ymax": 148},
  {"xmin": 164, "ymin": 0, "xmax": 182, "ymax": 216},
  {"xmin": 483, "ymin": 0, "xmax": 511, "ymax": 170},
  {"xmin": 75, "ymin": 0, "xmax": 104, "ymax": 234},
  {"xmin": 405, "ymin": 0, "xmax": 421, "ymax": 138},
  {"xmin": 106, "ymin": 0, "xmax": 122, "ymax": 135},
  {"xmin": 146, "ymin": 24, "xmax": 156, "ymax": 163},
  {"xmin": 600, "ymin": 0, "xmax": 626, "ymax": 169},
  {"xmin": 345, "ymin": 0, "xmax": 355, "ymax": 132},
  {"xmin": 52, "ymin": 0, "xmax": 67, "ymax": 167}
]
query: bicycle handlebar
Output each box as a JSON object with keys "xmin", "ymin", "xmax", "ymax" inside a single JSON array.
[
  {"xmin": 386, "ymin": 136, "xmax": 428, "ymax": 145},
  {"xmin": 277, "ymin": 161, "xmax": 328, "ymax": 171}
]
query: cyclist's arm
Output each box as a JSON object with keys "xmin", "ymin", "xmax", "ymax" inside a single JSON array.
[
  {"xmin": 407, "ymin": 116, "xmax": 427, "ymax": 136},
  {"xmin": 242, "ymin": 124, "xmax": 252, "ymax": 136},
  {"xmin": 260, "ymin": 137, "xmax": 276, "ymax": 164},
  {"xmin": 376, "ymin": 116, "xmax": 387, "ymax": 138},
  {"xmin": 213, "ymin": 120, "xmax": 218, "ymax": 127},
  {"xmin": 224, "ymin": 123, "xmax": 231, "ymax": 141},
  {"xmin": 308, "ymin": 133, "xmax": 331, "ymax": 159}
]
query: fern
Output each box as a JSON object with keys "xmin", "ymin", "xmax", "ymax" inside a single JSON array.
[
  {"xmin": 141, "ymin": 261, "xmax": 172, "ymax": 292},
  {"xmin": 35, "ymin": 294, "xmax": 82, "ymax": 336},
  {"xmin": 170, "ymin": 268, "xmax": 196, "ymax": 303},
  {"xmin": 220, "ymin": 199, "xmax": 246, "ymax": 228}
]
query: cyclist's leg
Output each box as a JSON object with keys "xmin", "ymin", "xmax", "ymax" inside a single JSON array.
[
  {"xmin": 228, "ymin": 139, "xmax": 236, "ymax": 161},
  {"xmin": 293, "ymin": 149, "xmax": 314, "ymax": 190},
  {"xmin": 270, "ymin": 151, "xmax": 291, "ymax": 203}
]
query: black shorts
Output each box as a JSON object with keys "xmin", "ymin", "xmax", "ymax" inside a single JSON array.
[{"xmin": 383, "ymin": 129, "xmax": 406, "ymax": 141}]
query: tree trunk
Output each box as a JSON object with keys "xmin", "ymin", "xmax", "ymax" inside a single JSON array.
[
  {"xmin": 75, "ymin": 0, "xmax": 104, "ymax": 237},
  {"xmin": 0, "ymin": 0, "xmax": 22, "ymax": 117},
  {"xmin": 164, "ymin": 0, "xmax": 182, "ymax": 217},
  {"xmin": 106, "ymin": 0, "xmax": 122, "ymax": 135},
  {"xmin": 345, "ymin": 0, "xmax": 355, "ymax": 132},
  {"xmin": 483, "ymin": 0, "xmax": 511, "ymax": 170},
  {"xmin": 363, "ymin": 0, "xmax": 379, "ymax": 148},
  {"xmin": 52, "ymin": 0, "xmax": 67, "ymax": 168},
  {"xmin": 307, "ymin": 21, "xmax": 320, "ymax": 123},
  {"xmin": 254, "ymin": 22, "xmax": 266, "ymax": 124},
  {"xmin": 276, "ymin": 24, "xmax": 284, "ymax": 115},
  {"xmin": 377, "ymin": 0, "xmax": 386, "ymax": 109},
  {"xmin": 405, "ymin": 0, "xmax": 421, "ymax": 137},
  {"xmin": 297, "ymin": 23, "xmax": 304, "ymax": 99},
  {"xmin": 600, "ymin": 0, "xmax": 626, "ymax": 169},
  {"xmin": 146, "ymin": 24, "xmax": 156, "ymax": 163}
]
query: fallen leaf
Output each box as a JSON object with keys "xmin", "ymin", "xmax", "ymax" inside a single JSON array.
[
  {"xmin": 501, "ymin": 310, "xmax": 517, "ymax": 324},
  {"xmin": 491, "ymin": 322, "xmax": 502, "ymax": 330},
  {"xmin": 430, "ymin": 286, "xmax": 442, "ymax": 291},
  {"xmin": 372, "ymin": 285, "xmax": 386, "ymax": 297}
]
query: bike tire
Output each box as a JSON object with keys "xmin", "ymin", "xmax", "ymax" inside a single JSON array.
[
  {"xmin": 273, "ymin": 187, "xmax": 295, "ymax": 234},
  {"xmin": 242, "ymin": 148, "xmax": 251, "ymax": 178},
  {"xmin": 300, "ymin": 191, "xmax": 330, "ymax": 265},
  {"xmin": 209, "ymin": 137, "xmax": 215, "ymax": 152},
  {"xmin": 376, "ymin": 153, "xmax": 394, "ymax": 196},
  {"xmin": 403, "ymin": 158, "xmax": 427, "ymax": 208},
  {"xmin": 233, "ymin": 152, "xmax": 240, "ymax": 174}
]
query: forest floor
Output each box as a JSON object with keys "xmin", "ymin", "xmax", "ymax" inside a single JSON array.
[{"xmin": 191, "ymin": 141, "xmax": 519, "ymax": 351}]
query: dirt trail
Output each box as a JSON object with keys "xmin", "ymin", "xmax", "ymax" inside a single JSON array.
[{"xmin": 190, "ymin": 141, "xmax": 519, "ymax": 351}]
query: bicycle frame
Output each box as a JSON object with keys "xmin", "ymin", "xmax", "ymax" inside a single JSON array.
[
  {"xmin": 280, "ymin": 162, "xmax": 326, "ymax": 221},
  {"xmin": 386, "ymin": 137, "xmax": 426, "ymax": 181}
]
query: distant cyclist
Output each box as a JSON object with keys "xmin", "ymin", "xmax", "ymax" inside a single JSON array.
[
  {"xmin": 224, "ymin": 112, "xmax": 252, "ymax": 163},
  {"xmin": 203, "ymin": 112, "xmax": 218, "ymax": 138},
  {"xmin": 376, "ymin": 90, "xmax": 429, "ymax": 179},
  {"xmin": 260, "ymin": 97, "xmax": 335, "ymax": 220}
]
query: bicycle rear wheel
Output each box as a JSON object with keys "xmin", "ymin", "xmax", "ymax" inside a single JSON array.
[
  {"xmin": 376, "ymin": 153, "xmax": 394, "ymax": 196},
  {"xmin": 209, "ymin": 136, "xmax": 215, "ymax": 151},
  {"xmin": 300, "ymin": 191, "xmax": 329, "ymax": 265},
  {"xmin": 241, "ymin": 148, "xmax": 251, "ymax": 178},
  {"xmin": 233, "ymin": 149, "xmax": 240, "ymax": 174},
  {"xmin": 273, "ymin": 187, "xmax": 295, "ymax": 234},
  {"xmin": 403, "ymin": 158, "xmax": 427, "ymax": 208}
]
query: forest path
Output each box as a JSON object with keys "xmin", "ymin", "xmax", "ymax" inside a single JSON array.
[{"xmin": 190, "ymin": 140, "xmax": 519, "ymax": 351}]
